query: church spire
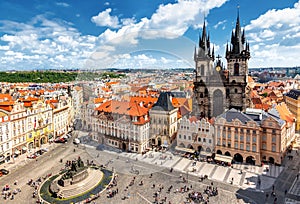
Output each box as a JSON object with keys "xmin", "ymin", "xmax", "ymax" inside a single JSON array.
[
  {"xmin": 197, "ymin": 20, "xmax": 213, "ymax": 60},
  {"xmin": 226, "ymin": 6, "xmax": 250, "ymax": 59}
]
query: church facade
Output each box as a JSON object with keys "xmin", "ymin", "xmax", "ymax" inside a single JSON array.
[{"xmin": 193, "ymin": 13, "xmax": 251, "ymax": 119}]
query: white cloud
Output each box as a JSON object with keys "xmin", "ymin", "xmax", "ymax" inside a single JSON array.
[
  {"xmin": 0, "ymin": 15, "xmax": 100, "ymax": 70},
  {"xmin": 56, "ymin": 2, "xmax": 70, "ymax": 7},
  {"xmin": 214, "ymin": 20, "xmax": 226, "ymax": 29},
  {"xmin": 244, "ymin": 0, "xmax": 300, "ymax": 67},
  {"xmin": 91, "ymin": 8, "xmax": 120, "ymax": 28},
  {"xmin": 0, "ymin": 45, "xmax": 9, "ymax": 50},
  {"xmin": 96, "ymin": 0, "xmax": 228, "ymax": 46}
]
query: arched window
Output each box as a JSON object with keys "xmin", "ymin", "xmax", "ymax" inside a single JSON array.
[
  {"xmin": 204, "ymin": 88, "xmax": 208, "ymax": 96},
  {"xmin": 234, "ymin": 63, "xmax": 239, "ymax": 76},
  {"xmin": 235, "ymin": 88, "xmax": 238, "ymax": 93},
  {"xmin": 200, "ymin": 93, "xmax": 203, "ymax": 98},
  {"xmin": 200, "ymin": 65, "xmax": 205, "ymax": 76}
]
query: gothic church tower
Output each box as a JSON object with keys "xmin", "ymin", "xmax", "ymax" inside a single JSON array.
[
  {"xmin": 193, "ymin": 11, "xmax": 250, "ymax": 119},
  {"xmin": 225, "ymin": 11, "xmax": 250, "ymax": 111}
]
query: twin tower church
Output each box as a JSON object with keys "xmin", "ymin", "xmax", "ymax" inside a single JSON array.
[{"xmin": 193, "ymin": 12, "xmax": 251, "ymax": 119}]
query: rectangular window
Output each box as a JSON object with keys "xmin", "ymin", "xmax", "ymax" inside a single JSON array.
[
  {"xmin": 179, "ymin": 134, "xmax": 181, "ymax": 139},
  {"xmin": 203, "ymin": 138, "xmax": 206, "ymax": 142},
  {"xmin": 234, "ymin": 142, "xmax": 238, "ymax": 149},
  {"xmin": 240, "ymin": 143, "xmax": 244, "ymax": 150},
  {"xmin": 240, "ymin": 135, "xmax": 244, "ymax": 141},
  {"xmin": 262, "ymin": 143, "xmax": 266, "ymax": 150},
  {"xmin": 252, "ymin": 145, "xmax": 256, "ymax": 152},
  {"xmin": 246, "ymin": 136, "xmax": 250, "ymax": 142},
  {"xmin": 253, "ymin": 130, "xmax": 256, "ymax": 135},
  {"xmin": 272, "ymin": 129, "xmax": 276, "ymax": 134},
  {"xmin": 272, "ymin": 145, "xmax": 276, "ymax": 152},
  {"xmin": 217, "ymin": 130, "xmax": 220, "ymax": 138},
  {"xmin": 252, "ymin": 136, "xmax": 256, "ymax": 143},
  {"xmin": 272, "ymin": 136, "xmax": 276, "ymax": 143},
  {"xmin": 262, "ymin": 135, "xmax": 266, "ymax": 141},
  {"xmin": 228, "ymin": 134, "xmax": 231, "ymax": 139},
  {"xmin": 235, "ymin": 135, "xmax": 238, "ymax": 140},
  {"xmin": 227, "ymin": 142, "xmax": 231, "ymax": 148},
  {"xmin": 208, "ymin": 139, "xmax": 211, "ymax": 144},
  {"xmin": 246, "ymin": 144, "xmax": 250, "ymax": 151},
  {"xmin": 198, "ymin": 137, "xmax": 201, "ymax": 142}
]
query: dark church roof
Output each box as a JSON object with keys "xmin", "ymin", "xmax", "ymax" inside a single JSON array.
[
  {"xmin": 285, "ymin": 89, "xmax": 300, "ymax": 100},
  {"xmin": 217, "ymin": 108, "xmax": 253, "ymax": 124},
  {"xmin": 151, "ymin": 92, "xmax": 175, "ymax": 111}
]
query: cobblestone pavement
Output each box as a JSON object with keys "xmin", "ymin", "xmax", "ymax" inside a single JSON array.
[
  {"xmin": 85, "ymin": 146, "xmax": 257, "ymax": 204},
  {"xmin": 1, "ymin": 131, "xmax": 299, "ymax": 204}
]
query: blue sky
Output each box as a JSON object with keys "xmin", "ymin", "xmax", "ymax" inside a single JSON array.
[{"xmin": 0, "ymin": 0, "xmax": 299, "ymax": 70}]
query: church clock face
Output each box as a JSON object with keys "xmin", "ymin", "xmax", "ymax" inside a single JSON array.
[{"xmin": 215, "ymin": 66, "xmax": 221, "ymax": 72}]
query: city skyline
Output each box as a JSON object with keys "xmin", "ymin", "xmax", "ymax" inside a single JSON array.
[{"xmin": 0, "ymin": 0, "xmax": 299, "ymax": 70}]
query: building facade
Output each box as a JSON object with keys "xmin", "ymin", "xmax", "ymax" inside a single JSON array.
[
  {"xmin": 193, "ymin": 13, "xmax": 251, "ymax": 119},
  {"xmin": 149, "ymin": 92, "xmax": 178, "ymax": 147},
  {"xmin": 214, "ymin": 108, "xmax": 295, "ymax": 165},
  {"xmin": 284, "ymin": 89, "xmax": 300, "ymax": 131},
  {"xmin": 177, "ymin": 116, "xmax": 214, "ymax": 155},
  {"xmin": 0, "ymin": 114, "xmax": 10, "ymax": 164},
  {"xmin": 93, "ymin": 100, "xmax": 150, "ymax": 153}
]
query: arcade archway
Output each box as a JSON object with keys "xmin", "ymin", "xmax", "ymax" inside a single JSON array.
[
  {"xmin": 225, "ymin": 151, "xmax": 231, "ymax": 156},
  {"xmin": 234, "ymin": 153, "xmax": 243, "ymax": 163},
  {"xmin": 246, "ymin": 156, "xmax": 255, "ymax": 165},
  {"xmin": 268, "ymin": 157, "xmax": 275, "ymax": 164}
]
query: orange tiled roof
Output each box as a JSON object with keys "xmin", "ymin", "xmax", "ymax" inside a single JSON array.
[
  {"xmin": 94, "ymin": 97, "xmax": 105, "ymax": 104},
  {"xmin": 0, "ymin": 104, "xmax": 14, "ymax": 112},
  {"xmin": 254, "ymin": 104, "xmax": 270, "ymax": 111},
  {"xmin": 275, "ymin": 102, "xmax": 295, "ymax": 123},
  {"xmin": 189, "ymin": 116, "xmax": 198, "ymax": 123},
  {"xmin": 248, "ymin": 76, "xmax": 254, "ymax": 83},
  {"xmin": 0, "ymin": 94, "xmax": 12, "ymax": 101},
  {"xmin": 102, "ymin": 87, "xmax": 111, "ymax": 92},
  {"xmin": 130, "ymin": 96, "xmax": 158, "ymax": 108},
  {"xmin": 24, "ymin": 101, "xmax": 33, "ymax": 107},
  {"xmin": 268, "ymin": 81, "xmax": 284, "ymax": 87},
  {"xmin": 96, "ymin": 100, "xmax": 149, "ymax": 117},
  {"xmin": 46, "ymin": 99, "xmax": 59, "ymax": 104}
]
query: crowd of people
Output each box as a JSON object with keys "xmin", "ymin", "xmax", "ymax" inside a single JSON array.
[{"xmin": 2, "ymin": 182, "xmax": 21, "ymax": 200}]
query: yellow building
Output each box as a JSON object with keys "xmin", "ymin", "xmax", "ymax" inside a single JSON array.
[{"xmin": 284, "ymin": 89, "xmax": 300, "ymax": 131}]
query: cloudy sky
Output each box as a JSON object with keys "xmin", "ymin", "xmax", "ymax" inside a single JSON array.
[{"xmin": 0, "ymin": 0, "xmax": 299, "ymax": 71}]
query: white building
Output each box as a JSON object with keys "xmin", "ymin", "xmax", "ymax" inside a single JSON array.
[
  {"xmin": 0, "ymin": 114, "xmax": 10, "ymax": 164},
  {"xmin": 93, "ymin": 100, "xmax": 150, "ymax": 153},
  {"xmin": 177, "ymin": 116, "xmax": 215, "ymax": 155}
]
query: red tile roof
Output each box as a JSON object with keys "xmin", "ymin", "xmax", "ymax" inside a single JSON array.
[{"xmin": 96, "ymin": 100, "xmax": 149, "ymax": 117}]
